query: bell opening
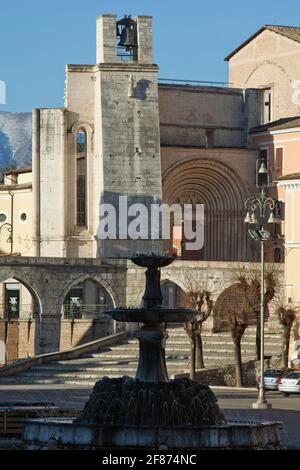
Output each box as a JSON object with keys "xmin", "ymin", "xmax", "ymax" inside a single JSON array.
[{"xmin": 116, "ymin": 15, "xmax": 138, "ymax": 58}]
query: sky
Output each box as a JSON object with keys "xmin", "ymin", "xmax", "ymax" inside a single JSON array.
[{"xmin": 1, "ymin": 0, "xmax": 300, "ymax": 112}]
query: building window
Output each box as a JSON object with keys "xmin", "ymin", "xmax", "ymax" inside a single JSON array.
[
  {"xmin": 205, "ymin": 129, "xmax": 215, "ymax": 148},
  {"xmin": 262, "ymin": 88, "xmax": 272, "ymax": 124},
  {"xmin": 4, "ymin": 283, "xmax": 20, "ymax": 319},
  {"xmin": 257, "ymin": 149, "xmax": 269, "ymax": 187},
  {"xmin": 76, "ymin": 130, "xmax": 87, "ymax": 227},
  {"xmin": 275, "ymin": 148, "xmax": 283, "ymax": 179},
  {"xmin": 20, "ymin": 212, "xmax": 27, "ymax": 222},
  {"xmin": 273, "ymin": 245, "xmax": 283, "ymax": 263},
  {"xmin": 0, "ymin": 213, "xmax": 7, "ymax": 223}
]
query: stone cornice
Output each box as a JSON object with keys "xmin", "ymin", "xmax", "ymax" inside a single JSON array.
[
  {"xmin": 0, "ymin": 183, "xmax": 32, "ymax": 191},
  {"xmin": 67, "ymin": 63, "xmax": 159, "ymax": 73},
  {"xmin": 277, "ymin": 180, "xmax": 300, "ymax": 189}
]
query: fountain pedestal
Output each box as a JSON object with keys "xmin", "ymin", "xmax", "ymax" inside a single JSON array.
[{"xmin": 135, "ymin": 324, "xmax": 169, "ymax": 382}]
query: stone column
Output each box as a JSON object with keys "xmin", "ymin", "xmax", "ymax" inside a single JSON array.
[
  {"xmin": 32, "ymin": 108, "xmax": 41, "ymax": 257},
  {"xmin": 39, "ymin": 314, "xmax": 61, "ymax": 353},
  {"xmin": 135, "ymin": 16, "xmax": 153, "ymax": 64},
  {"xmin": 96, "ymin": 14, "xmax": 117, "ymax": 63}
]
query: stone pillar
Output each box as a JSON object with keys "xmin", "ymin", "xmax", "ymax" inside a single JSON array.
[
  {"xmin": 32, "ymin": 109, "xmax": 41, "ymax": 257},
  {"xmin": 243, "ymin": 89, "xmax": 263, "ymax": 147},
  {"xmin": 39, "ymin": 314, "xmax": 61, "ymax": 353},
  {"xmin": 96, "ymin": 14, "xmax": 117, "ymax": 63},
  {"xmin": 39, "ymin": 109, "xmax": 67, "ymax": 257},
  {"xmin": 19, "ymin": 284, "xmax": 32, "ymax": 319},
  {"xmin": 135, "ymin": 16, "xmax": 153, "ymax": 64},
  {"xmin": 0, "ymin": 283, "xmax": 5, "ymax": 318}
]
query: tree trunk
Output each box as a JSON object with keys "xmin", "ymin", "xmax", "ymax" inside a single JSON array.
[
  {"xmin": 189, "ymin": 334, "xmax": 196, "ymax": 381},
  {"xmin": 195, "ymin": 333, "xmax": 205, "ymax": 369},
  {"xmin": 256, "ymin": 317, "xmax": 261, "ymax": 361},
  {"xmin": 234, "ymin": 340, "xmax": 244, "ymax": 387},
  {"xmin": 282, "ymin": 328, "xmax": 291, "ymax": 369}
]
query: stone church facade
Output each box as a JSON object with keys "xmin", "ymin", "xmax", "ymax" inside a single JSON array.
[{"xmin": 3, "ymin": 15, "xmax": 300, "ymax": 362}]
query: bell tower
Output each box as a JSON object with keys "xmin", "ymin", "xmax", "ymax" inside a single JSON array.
[
  {"xmin": 96, "ymin": 14, "xmax": 153, "ymax": 64},
  {"xmin": 94, "ymin": 15, "xmax": 162, "ymax": 259}
]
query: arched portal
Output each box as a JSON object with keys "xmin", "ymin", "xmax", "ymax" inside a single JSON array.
[
  {"xmin": 60, "ymin": 277, "xmax": 116, "ymax": 348},
  {"xmin": 163, "ymin": 158, "xmax": 251, "ymax": 261},
  {"xmin": 0, "ymin": 276, "xmax": 42, "ymax": 363},
  {"xmin": 161, "ymin": 279, "xmax": 186, "ymax": 309}
]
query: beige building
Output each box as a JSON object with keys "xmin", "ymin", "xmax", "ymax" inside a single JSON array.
[
  {"xmin": 226, "ymin": 25, "xmax": 300, "ymax": 122},
  {"xmin": 2, "ymin": 16, "xmax": 300, "ymax": 363}
]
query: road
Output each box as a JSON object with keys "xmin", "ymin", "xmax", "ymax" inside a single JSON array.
[
  {"xmin": 0, "ymin": 384, "xmax": 299, "ymax": 449},
  {"xmin": 213, "ymin": 387, "xmax": 300, "ymax": 449}
]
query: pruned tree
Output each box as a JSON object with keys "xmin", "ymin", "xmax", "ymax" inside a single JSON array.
[
  {"xmin": 275, "ymin": 302, "xmax": 298, "ymax": 368},
  {"xmin": 225, "ymin": 285, "xmax": 250, "ymax": 387},
  {"xmin": 230, "ymin": 264, "xmax": 280, "ymax": 361},
  {"xmin": 183, "ymin": 289, "xmax": 214, "ymax": 379}
]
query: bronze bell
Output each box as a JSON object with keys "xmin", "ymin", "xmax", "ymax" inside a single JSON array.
[{"xmin": 118, "ymin": 26, "xmax": 137, "ymax": 48}]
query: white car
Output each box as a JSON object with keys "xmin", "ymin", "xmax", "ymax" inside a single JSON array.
[{"xmin": 278, "ymin": 372, "xmax": 300, "ymax": 396}]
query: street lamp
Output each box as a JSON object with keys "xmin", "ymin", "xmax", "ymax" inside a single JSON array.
[{"xmin": 244, "ymin": 157, "xmax": 281, "ymax": 409}]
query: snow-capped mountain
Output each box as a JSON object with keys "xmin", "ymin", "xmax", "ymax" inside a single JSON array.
[{"xmin": 0, "ymin": 112, "xmax": 32, "ymax": 170}]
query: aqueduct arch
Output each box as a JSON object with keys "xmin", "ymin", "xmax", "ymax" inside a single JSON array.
[{"xmin": 0, "ymin": 272, "xmax": 43, "ymax": 360}]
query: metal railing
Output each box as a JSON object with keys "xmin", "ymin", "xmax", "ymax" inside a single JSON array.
[
  {"xmin": 158, "ymin": 78, "xmax": 231, "ymax": 88},
  {"xmin": 116, "ymin": 47, "xmax": 134, "ymax": 61},
  {"xmin": 63, "ymin": 304, "xmax": 109, "ymax": 320},
  {"xmin": 0, "ymin": 304, "xmax": 33, "ymax": 320}
]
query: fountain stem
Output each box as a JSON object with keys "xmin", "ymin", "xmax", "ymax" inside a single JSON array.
[
  {"xmin": 135, "ymin": 324, "xmax": 169, "ymax": 382},
  {"xmin": 143, "ymin": 266, "xmax": 163, "ymax": 308}
]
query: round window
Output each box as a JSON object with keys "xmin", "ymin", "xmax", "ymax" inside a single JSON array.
[
  {"xmin": 20, "ymin": 212, "xmax": 27, "ymax": 222},
  {"xmin": 0, "ymin": 213, "xmax": 7, "ymax": 223}
]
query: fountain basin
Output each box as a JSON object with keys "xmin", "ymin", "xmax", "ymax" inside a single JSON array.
[
  {"xmin": 107, "ymin": 307, "xmax": 196, "ymax": 323},
  {"xmin": 23, "ymin": 418, "xmax": 281, "ymax": 449}
]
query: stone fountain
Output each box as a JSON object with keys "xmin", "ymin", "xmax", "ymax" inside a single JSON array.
[{"xmin": 23, "ymin": 254, "xmax": 281, "ymax": 449}]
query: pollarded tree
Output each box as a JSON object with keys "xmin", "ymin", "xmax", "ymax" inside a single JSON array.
[
  {"xmin": 231, "ymin": 264, "xmax": 280, "ymax": 361},
  {"xmin": 183, "ymin": 290, "xmax": 214, "ymax": 379},
  {"xmin": 276, "ymin": 303, "xmax": 298, "ymax": 368},
  {"xmin": 225, "ymin": 287, "xmax": 250, "ymax": 387}
]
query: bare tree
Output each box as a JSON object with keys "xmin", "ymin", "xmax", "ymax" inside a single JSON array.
[
  {"xmin": 225, "ymin": 284, "xmax": 250, "ymax": 387},
  {"xmin": 275, "ymin": 302, "xmax": 298, "ymax": 368},
  {"xmin": 230, "ymin": 264, "xmax": 280, "ymax": 361},
  {"xmin": 183, "ymin": 290, "xmax": 214, "ymax": 379}
]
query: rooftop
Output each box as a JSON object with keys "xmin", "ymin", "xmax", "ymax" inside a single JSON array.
[
  {"xmin": 3, "ymin": 167, "xmax": 32, "ymax": 176},
  {"xmin": 250, "ymin": 116, "xmax": 300, "ymax": 134},
  {"xmin": 277, "ymin": 172, "xmax": 300, "ymax": 181},
  {"xmin": 225, "ymin": 24, "xmax": 300, "ymax": 61}
]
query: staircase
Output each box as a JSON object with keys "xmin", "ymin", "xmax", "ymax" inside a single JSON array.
[{"xmin": 0, "ymin": 326, "xmax": 282, "ymax": 386}]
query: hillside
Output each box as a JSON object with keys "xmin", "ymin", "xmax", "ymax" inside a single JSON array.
[{"xmin": 0, "ymin": 112, "xmax": 32, "ymax": 170}]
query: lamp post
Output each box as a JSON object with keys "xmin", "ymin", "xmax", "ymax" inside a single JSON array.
[{"xmin": 244, "ymin": 159, "xmax": 281, "ymax": 409}]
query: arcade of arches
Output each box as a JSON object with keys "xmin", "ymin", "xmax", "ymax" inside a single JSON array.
[{"xmin": 0, "ymin": 257, "xmax": 283, "ymax": 365}]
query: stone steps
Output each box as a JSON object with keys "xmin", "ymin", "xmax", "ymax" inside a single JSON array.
[{"xmin": 0, "ymin": 326, "xmax": 283, "ymax": 385}]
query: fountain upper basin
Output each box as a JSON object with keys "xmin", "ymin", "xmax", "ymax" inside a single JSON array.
[{"xmin": 106, "ymin": 307, "xmax": 196, "ymax": 323}]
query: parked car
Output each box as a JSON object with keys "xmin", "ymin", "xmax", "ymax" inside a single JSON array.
[
  {"xmin": 256, "ymin": 368, "xmax": 285, "ymax": 391},
  {"xmin": 278, "ymin": 371, "xmax": 300, "ymax": 396}
]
